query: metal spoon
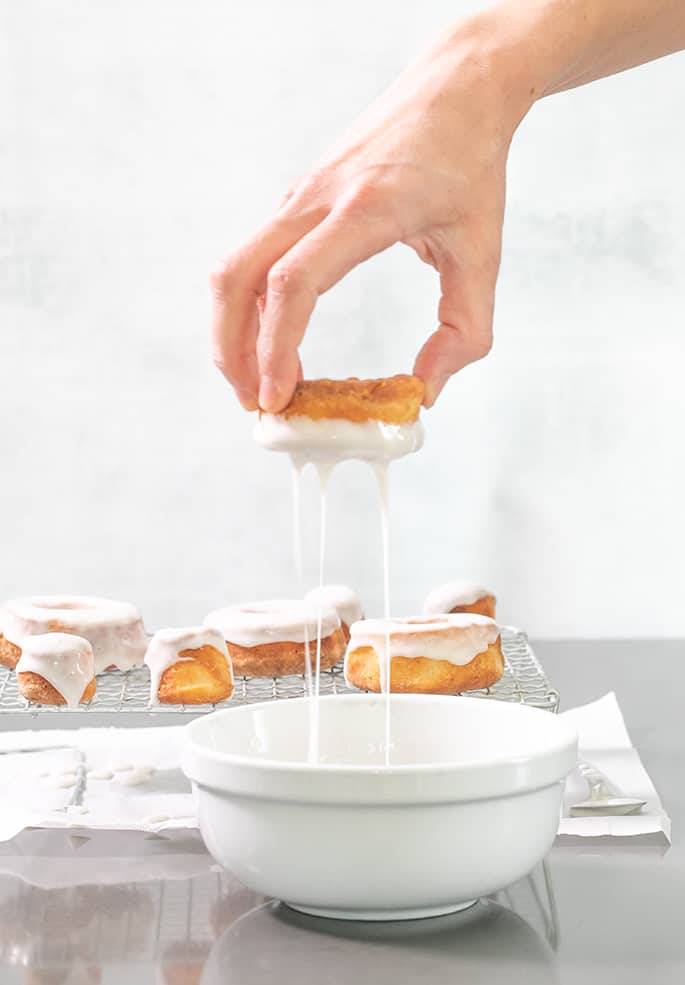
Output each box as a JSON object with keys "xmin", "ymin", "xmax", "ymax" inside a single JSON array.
[{"xmin": 570, "ymin": 761, "xmax": 646, "ymax": 816}]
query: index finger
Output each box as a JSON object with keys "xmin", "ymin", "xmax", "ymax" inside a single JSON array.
[
  {"xmin": 257, "ymin": 208, "xmax": 397, "ymax": 411},
  {"xmin": 210, "ymin": 212, "xmax": 321, "ymax": 409}
]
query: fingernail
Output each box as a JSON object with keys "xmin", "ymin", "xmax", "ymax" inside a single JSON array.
[
  {"xmin": 259, "ymin": 376, "xmax": 283, "ymax": 412},
  {"xmin": 422, "ymin": 381, "xmax": 441, "ymax": 409}
]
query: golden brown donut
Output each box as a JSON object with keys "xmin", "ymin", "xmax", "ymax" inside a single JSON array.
[
  {"xmin": 304, "ymin": 585, "xmax": 364, "ymax": 646},
  {"xmin": 277, "ymin": 375, "xmax": 424, "ymax": 423},
  {"xmin": 15, "ymin": 632, "xmax": 97, "ymax": 706},
  {"xmin": 158, "ymin": 646, "xmax": 235, "ymax": 704},
  {"xmin": 423, "ymin": 581, "xmax": 497, "ymax": 620},
  {"xmin": 145, "ymin": 628, "xmax": 234, "ymax": 704},
  {"xmin": 226, "ymin": 634, "xmax": 345, "ymax": 678},
  {"xmin": 449, "ymin": 595, "xmax": 496, "ymax": 619},
  {"xmin": 0, "ymin": 595, "xmax": 148, "ymax": 673},
  {"xmin": 204, "ymin": 600, "xmax": 346, "ymax": 678},
  {"xmin": 344, "ymin": 614, "xmax": 504, "ymax": 695},
  {"xmin": 17, "ymin": 672, "xmax": 97, "ymax": 706},
  {"xmin": 0, "ymin": 633, "xmax": 21, "ymax": 669}
]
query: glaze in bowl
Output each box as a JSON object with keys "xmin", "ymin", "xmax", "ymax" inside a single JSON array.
[{"xmin": 182, "ymin": 694, "xmax": 577, "ymax": 921}]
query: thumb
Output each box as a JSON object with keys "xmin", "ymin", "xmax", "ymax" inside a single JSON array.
[{"xmin": 413, "ymin": 258, "xmax": 496, "ymax": 407}]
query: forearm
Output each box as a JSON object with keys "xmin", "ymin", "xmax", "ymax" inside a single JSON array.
[{"xmin": 461, "ymin": 0, "xmax": 685, "ymax": 114}]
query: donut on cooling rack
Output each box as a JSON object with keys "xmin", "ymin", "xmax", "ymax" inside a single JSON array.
[
  {"xmin": 204, "ymin": 600, "xmax": 346, "ymax": 678},
  {"xmin": 423, "ymin": 581, "xmax": 496, "ymax": 620},
  {"xmin": 253, "ymin": 375, "xmax": 425, "ymax": 463},
  {"xmin": 304, "ymin": 585, "xmax": 363, "ymax": 644},
  {"xmin": 16, "ymin": 633, "xmax": 97, "ymax": 707},
  {"xmin": 344, "ymin": 614, "xmax": 504, "ymax": 695},
  {"xmin": 0, "ymin": 595, "xmax": 148, "ymax": 674},
  {"xmin": 144, "ymin": 626, "xmax": 234, "ymax": 704}
]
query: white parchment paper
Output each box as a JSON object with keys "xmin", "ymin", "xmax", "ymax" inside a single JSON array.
[{"xmin": 0, "ymin": 692, "xmax": 670, "ymax": 843}]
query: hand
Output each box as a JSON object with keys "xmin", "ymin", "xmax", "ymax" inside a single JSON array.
[
  {"xmin": 211, "ymin": 21, "xmax": 530, "ymax": 412},
  {"xmin": 211, "ymin": 0, "xmax": 685, "ymax": 413}
]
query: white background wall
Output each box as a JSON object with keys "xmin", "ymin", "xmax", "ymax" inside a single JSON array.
[{"xmin": 1, "ymin": 1, "xmax": 683, "ymax": 638}]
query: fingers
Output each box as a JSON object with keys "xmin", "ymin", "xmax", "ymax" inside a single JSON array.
[
  {"xmin": 413, "ymin": 256, "xmax": 497, "ymax": 408},
  {"xmin": 210, "ymin": 212, "xmax": 323, "ymax": 410},
  {"xmin": 257, "ymin": 205, "xmax": 398, "ymax": 411}
]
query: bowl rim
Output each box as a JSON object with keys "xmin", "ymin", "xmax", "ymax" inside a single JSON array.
[{"xmin": 183, "ymin": 693, "xmax": 577, "ymax": 776}]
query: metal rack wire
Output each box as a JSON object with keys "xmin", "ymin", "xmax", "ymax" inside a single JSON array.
[{"xmin": 0, "ymin": 627, "xmax": 558, "ymax": 717}]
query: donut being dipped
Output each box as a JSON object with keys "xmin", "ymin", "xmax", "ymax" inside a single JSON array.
[
  {"xmin": 344, "ymin": 614, "xmax": 504, "ymax": 695},
  {"xmin": 204, "ymin": 600, "xmax": 346, "ymax": 678},
  {"xmin": 0, "ymin": 595, "xmax": 148, "ymax": 673},
  {"xmin": 423, "ymin": 581, "xmax": 496, "ymax": 620},
  {"xmin": 304, "ymin": 585, "xmax": 363, "ymax": 643},
  {"xmin": 16, "ymin": 633, "xmax": 97, "ymax": 707},
  {"xmin": 145, "ymin": 627, "xmax": 235, "ymax": 705},
  {"xmin": 254, "ymin": 376, "xmax": 425, "ymax": 466}
]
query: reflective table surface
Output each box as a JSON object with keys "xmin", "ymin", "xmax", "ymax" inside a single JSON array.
[{"xmin": 0, "ymin": 641, "xmax": 682, "ymax": 985}]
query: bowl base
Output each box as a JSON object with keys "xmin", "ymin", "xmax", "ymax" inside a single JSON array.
[{"xmin": 285, "ymin": 899, "xmax": 478, "ymax": 922}]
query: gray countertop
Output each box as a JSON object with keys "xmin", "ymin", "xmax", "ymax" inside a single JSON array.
[{"xmin": 0, "ymin": 640, "xmax": 682, "ymax": 984}]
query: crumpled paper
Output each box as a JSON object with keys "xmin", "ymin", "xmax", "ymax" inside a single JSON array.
[{"xmin": 0, "ymin": 725, "xmax": 192, "ymax": 842}]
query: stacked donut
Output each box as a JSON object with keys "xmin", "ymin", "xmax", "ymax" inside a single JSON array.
[
  {"xmin": 143, "ymin": 589, "xmax": 363, "ymax": 703},
  {"xmin": 0, "ymin": 595, "xmax": 149, "ymax": 708},
  {"xmin": 344, "ymin": 582, "xmax": 503, "ymax": 695}
]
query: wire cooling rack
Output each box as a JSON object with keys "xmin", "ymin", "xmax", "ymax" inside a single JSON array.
[{"xmin": 0, "ymin": 627, "xmax": 558, "ymax": 718}]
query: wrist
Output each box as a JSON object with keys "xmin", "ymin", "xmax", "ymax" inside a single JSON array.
[{"xmin": 441, "ymin": 9, "xmax": 541, "ymax": 142}]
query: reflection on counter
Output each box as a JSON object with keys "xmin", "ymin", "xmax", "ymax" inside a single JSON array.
[
  {"xmin": 0, "ymin": 828, "xmax": 558, "ymax": 984},
  {"xmin": 204, "ymin": 894, "xmax": 558, "ymax": 985}
]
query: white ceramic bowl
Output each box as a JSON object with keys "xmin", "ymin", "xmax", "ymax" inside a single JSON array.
[{"xmin": 182, "ymin": 694, "xmax": 577, "ymax": 921}]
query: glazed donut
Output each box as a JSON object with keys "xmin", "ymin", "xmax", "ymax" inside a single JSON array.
[
  {"xmin": 254, "ymin": 376, "xmax": 424, "ymax": 464},
  {"xmin": 423, "ymin": 581, "xmax": 496, "ymax": 620},
  {"xmin": 0, "ymin": 595, "xmax": 148, "ymax": 674},
  {"xmin": 16, "ymin": 633, "xmax": 96, "ymax": 707},
  {"xmin": 344, "ymin": 614, "xmax": 504, "ymax": 694},
  {"xmin": 145, "ymin": 627, "xmax": 234, "ymax": 705},
  {"xmin": 278, "ymin": 376, "xmax": 424, "ymax": 423},
  {"xmin": 304, "ymin": 585, "xmax": 364, "ymax": 643},
  {"xmin": 204, "ymin": 600, "xmax": 346, "ymax": 678}
]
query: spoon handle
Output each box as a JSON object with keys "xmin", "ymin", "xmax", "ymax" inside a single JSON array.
[{"xmin": 577, "ymin": 761, "xmax": 617, "ymax": 801}]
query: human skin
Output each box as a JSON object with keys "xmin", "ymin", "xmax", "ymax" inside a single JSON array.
[{"xmin": 211, "ymin": 0, "xmax": 685, "ymax": 412}]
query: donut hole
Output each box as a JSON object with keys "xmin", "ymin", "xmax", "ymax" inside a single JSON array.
[
  {"xmin": 40, "ymin": 601, "xmax": 95, "ymax": 611},
  {"xmin": 403, "ymin": 617, "xmax": 443, "ymax": 626}
]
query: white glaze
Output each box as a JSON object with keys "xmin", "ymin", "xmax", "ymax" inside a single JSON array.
[
  {"xmin": 204, "ymin": 600, "xmax": 340, "ymax": 648},
  {"xmin": 115, "ymin": 767, "xmax": 153, "ymax": 786},
  {"xmin": 256, "ymin": 403, "xmax": 423, "ymax": 765},
  {"xmin": 46, "ymin": 775, "xmax": 77, "ymax": 789},
  {"xmin": 16, "ymin": 633, "xmax": 94, "ymax": 708},
  {"xmin": 87, "ymin": 769, "xmax": 114, "ymax": 780},
  {"xmin": 344, "ymin": 614, "xmax": 500, "ymax": 682},
  {"xmin": 144, "ymin": 625, "xmax": 233, "ymax": 705},
  {"xmin": 291, "ymin": 467, "xmax": 314, "ymax": 701},
  {"xmin": 66, "ymin": 805, "xmax": 89, "ymax": 815},
  {"xmin": 0, "ymin": 595, "xmax": 148, "ymax": 674},
  {"xmin": 304, "ymin": 585, "xmax": 364, "ymax": 629},
  {"xmin": 254, "ymin": 415, "xmax": 424, "ymax": 467},
  {"xmin": 142, "ymin": 813, "xmax": 170, "ymax": 825},
  {"xmin": 423, "ymin": 581, "xmax": 493, "ymax": 614},
  {"xmin": 375, "ymin": 465, "xmax": 392, "ymax": 766},
  {"xmin": 110, "ymin": 763, "xmax": 134, "ymax": 772}
]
